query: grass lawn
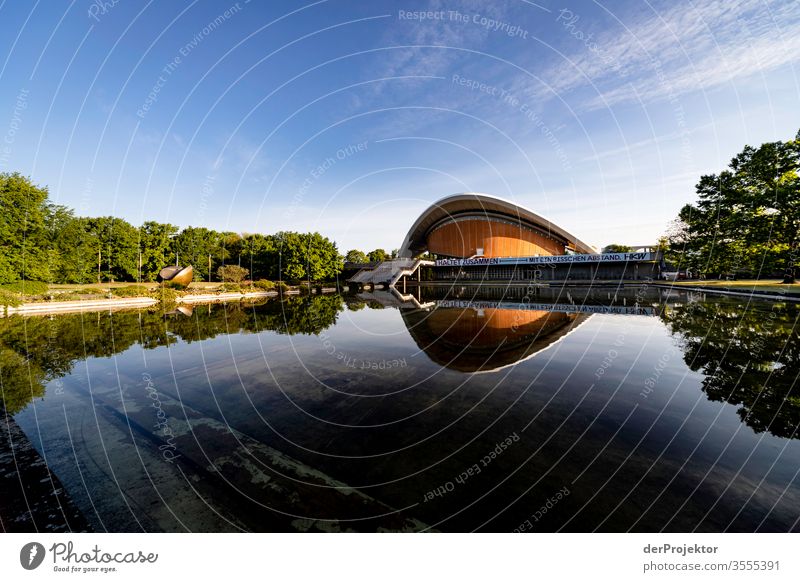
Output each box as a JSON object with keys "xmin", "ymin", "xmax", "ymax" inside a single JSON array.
[{"xmin": 667, "ymin": 279, "xmax": 800, "ymax": 294}]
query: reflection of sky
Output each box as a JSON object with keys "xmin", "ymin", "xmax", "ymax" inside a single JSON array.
[
  {"xmin": 1, "ymin": 1, "xmax": 798, "ymax": 251},
  {"xmin": 11, "ymin": 295, "xmax": 800, "ymax": 531}
]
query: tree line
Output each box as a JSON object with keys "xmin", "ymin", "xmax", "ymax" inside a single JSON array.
[
  {"xmin": 344, "ymin": 248, "xmax": 400, "ymax": 264},
  {"xmin": 666, "ymin": 130, "xmax": 800, "ymax": 282},
  {"xmin": 0, "ymin": 172, "xmax": 389, "ymax": 285}
]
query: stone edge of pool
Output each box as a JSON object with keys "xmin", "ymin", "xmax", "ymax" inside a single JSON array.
[{"xmin": 2, "ymin": 289, "xmax": 339, "ymax": 317}]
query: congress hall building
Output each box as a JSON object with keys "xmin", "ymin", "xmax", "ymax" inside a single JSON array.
[{"xmin": 348, "ymin": 193, "xmax": 662, "ymax": 287}]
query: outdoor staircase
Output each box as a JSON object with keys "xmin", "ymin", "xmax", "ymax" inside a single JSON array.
[{"xmin": 347, "ymin": 258, "xmax": 431, "ymax": 287}]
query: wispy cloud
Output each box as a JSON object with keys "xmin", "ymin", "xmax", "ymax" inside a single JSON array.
[
  {"xmin": 376, "ymin": 0, "xmax": 501, "ymax": 78},
  {"xmin": 347, "ymin": 1, "xmax": 520, "ymax": 138},
  {"xmin": 542, "ymin": 0, "xmax": 800, "ymax": 109}
]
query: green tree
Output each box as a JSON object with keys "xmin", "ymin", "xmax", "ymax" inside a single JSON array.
[
  {"xmin": 271, "ymin": 231, "xmax": 305, "ymax": 280},
  {"xmin": 345, "ymin": 249, "xmax": 368, "ymax": 264},
  {"xmin": 216, "ymin": 264, "xmax": 249, "ymax": 283},
  {"xmin": 368, "ymin": 248, "xmax": 388, "ymax": 262},
  {"xmin": 219, "ymin": 231, "xmax": 243, "ymax": 268},
  {"xmin": 172, "ymin": 226, "xmax": 225, "ymax": 282},
  {"xmin": 45, "ymin": 205, "xmax": 95, "ymax": 283},
  {"xmin": 139, "ymin": 221, "xmax": 179, "ymax": 281},
  {"xmin": 266, "ymin": 231, "xmax": 342, "ymax": 281},
  {"xmin": 0, "ymin": 173, "xmax": 52, "ymax": 283},
  {"xmin": 666, "ymin": 131, "xmax": 800, "ymax": 281},
  {"xmin": 240, "ymin": 233, "xmax": 276, "ymax": 280},
  {"xmin": 302, "ymin": 231, "xmax": 343, "ymax": 281},
  {"xmin": 84, "ymin": 217, "xmax": 140, "ymax": 282}
]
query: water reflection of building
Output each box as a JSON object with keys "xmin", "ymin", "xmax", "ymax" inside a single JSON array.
[
  {"xmin": 402, "ymin": 303, "xmax": 588, "ymax": 373},
  {"xmin": 394, "ymin": 285, "xmax": 663, "ymax": 372}
]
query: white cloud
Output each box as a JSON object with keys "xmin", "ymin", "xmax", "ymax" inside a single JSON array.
[{"xmin": 539, "ymin": 0, "xmax": 800, "ymax": 108}]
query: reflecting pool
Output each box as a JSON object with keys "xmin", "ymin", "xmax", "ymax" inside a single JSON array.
[{"xmin": 1, "ymin": 285, "xmax": 799, "ymax": 532}]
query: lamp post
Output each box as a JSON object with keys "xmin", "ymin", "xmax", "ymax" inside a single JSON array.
[
  {"xmin": 108, "ymin": 244, "xmax": 112, "ymax": 283},
  {"xmin": 168, "ymin": 233, "xmax": 179, "ymax": 267}
]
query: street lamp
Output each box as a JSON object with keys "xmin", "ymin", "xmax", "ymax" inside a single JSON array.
[{"xmin": 168, "ymin": 233, "xmax": 179, "ymax": 266}]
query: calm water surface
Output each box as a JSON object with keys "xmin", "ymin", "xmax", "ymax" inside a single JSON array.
[{"xmin": 2, "ymin": 285, "xmax": 799, "ymax": 532}]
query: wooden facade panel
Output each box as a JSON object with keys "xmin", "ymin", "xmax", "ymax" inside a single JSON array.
[{"xmin": 427, "ymin": 219, "xmax": 564, "ymax": 258}]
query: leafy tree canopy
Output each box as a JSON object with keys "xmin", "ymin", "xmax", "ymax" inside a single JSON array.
[
  {"xmin": 345, "ymin": 249, "xmax": 368, "ymax": 264},
  {"xmin": 217, "ymin": 264, "xmax": 249, "ymax": 283},
  {"xmin": 0, "ymin": 172, "xmax": 345, "ymax": 285},
  {"xmin": 665, "ymin": 130, "xmax": 800, "ymax": 281},
  {"xmin": 367, "ymin": 248, "xmax": 388, "ymax": 262}
]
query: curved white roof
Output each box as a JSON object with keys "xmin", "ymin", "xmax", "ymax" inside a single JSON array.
[{"xmin": 398, "ymin": 193, "xmax": 595, "ymax": 257}]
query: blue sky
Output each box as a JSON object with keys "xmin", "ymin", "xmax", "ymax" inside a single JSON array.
[{"xmin": 1, "ymin": 0, "xmax": 798, "ymax": 252}]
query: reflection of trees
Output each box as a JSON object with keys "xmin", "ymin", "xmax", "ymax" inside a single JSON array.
[
  {"xmin": 344, "ymin": 298, "xmax": 366, "ymax": 311},
  {"xmin": 0, "ymin": 347, "xmax": 45, "ymax": 414},
  {"xmin": 255, "ymin": 294, "xmax": 343, "ymax": 335},
  {"xmin": 662, "ymin": 299, "xmax": 800, "ymax": 439},
  {"xmin": 0, "ymin": 294, "xmax": 343, "ymax": 414}
]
